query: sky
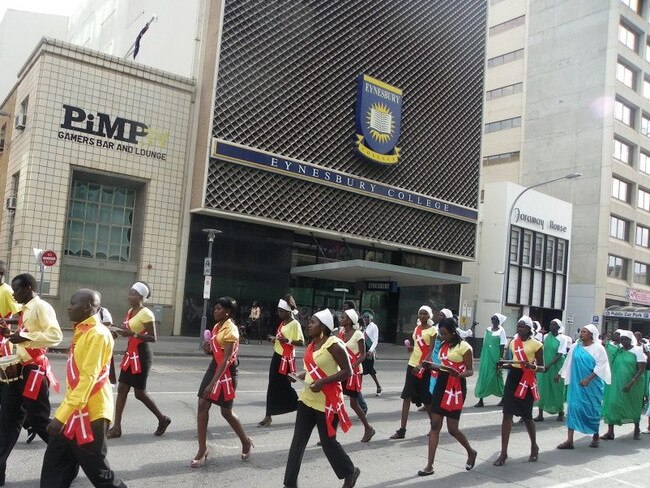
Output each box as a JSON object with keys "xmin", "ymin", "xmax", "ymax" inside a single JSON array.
[{"xmin": 0, "ymin": 0, "xmax": 79, "ymax": 24}]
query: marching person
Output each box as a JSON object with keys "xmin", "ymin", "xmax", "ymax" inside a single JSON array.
[
  {"xmin": 474, "ymin": 313, "xmax": 507, "ymax": 408},
  {"xmin": 339, "ymin": 308, "xmax": 375, "ymax": 442},
  {"xmin": 390, "ymin": 305, "xmax": 437, "ymax": 439},
  {"xmin": 257, "ymin": 295, "xmax": 304, "ymax": 428},
  {"xmin": 555, "ymin": 324, "xmax": 610, "ymax": 450},
  {"xmin": 0, "ymin": 273, "xmax": 62, "ymax": 486},
  {"xmin": 107, "ymin": 282, "xmax": 170, "ymax": 439},
  {"xmin": 192, "ymin": 297, "xmax": 252, "ymax": 467},
  {"xmin": 419, "ymin": 318, "xmax": 476, "ymax": 477},
  {"xmin": 534, "ymin": 318, "xmax": 567, "ymax": 422},
  {"xmin": 601, "ymin": 330, "xmax": 646, "ymax": 440},
  {"xmin": 493, "ymin": 315, "xmax": 544, "ymax": 466},
  {"xmin": 283, "ymin": 309, "xmax": 360, "ymax": 488},
  {"xmin": 40, "ymin": 289, "xmax": 126, "ymax": 487},
  {"xmin": 249, "ymin": 301, "xmax": 262, "ymax": 344},
  {"xmin": 361, "ymin": 310, "xmax": 382, "ymax": 397}
]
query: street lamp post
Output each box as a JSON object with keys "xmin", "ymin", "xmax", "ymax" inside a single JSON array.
[
  {"xmin": 199, "ymin": 228, "xmax": 221, "ymax": 346},
  {"xmin": 501, "ymin": 172, "xmax": 582, "ymax": 315}
]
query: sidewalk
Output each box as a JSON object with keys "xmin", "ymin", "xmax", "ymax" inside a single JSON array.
[{"xmin": 52, "ymin": 328, "xmax": 410, "ymax": 360}]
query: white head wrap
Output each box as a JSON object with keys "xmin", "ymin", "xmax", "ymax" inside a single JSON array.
[
  {"xmin": 278, "ymin": 299, "xmax": 299, "ymax": 316},
  {"xmin": 517, "ymin": 315, "xmax": 534, "ymax": 332},
  {"xmin": 343, "ymin": 309, "xmax": 359, "ymax": 329},
  {"xmin": 583, "ymin": 324, "xmax": 599, "ymax": 341},
  {"xmin": 440, "ymin": 308, "xmax": 453, "ymax": 318},
  {"xmin": 492, "ymin": 313, "xmax": 506, "ymax": 326},
  {"xmin": 131, "ymin": 282, "xmax": 149, "ymax": 300},
  {"xmin": 551, "ymin": 318, "xmax": 565, "ymax": 334},
  {"xmin": 419, "ymin": 306, "xmax": 433, "ymax": 317},
  {"xmin": 619, "ymin": 330, "xmax": 637, "ymax": 346},
  {"xmin": 314, "ymin": 309, "xmax": 334, "ymax": 331},
  {"xmin": 532, "ymin": 321, "xmax": 541, "ymax": 332}
]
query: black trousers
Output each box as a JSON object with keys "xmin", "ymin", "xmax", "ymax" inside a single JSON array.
[
  {"xmin": 0, "ymin": 364, "xmax": 51, "ymax": 476},
  {"xmin": 283, "ymin": 402, "xmax": 354, "ymax": 488},
  {"xmin": 40, "ymin": 419, "xmax": 126, "ymax": 488}
]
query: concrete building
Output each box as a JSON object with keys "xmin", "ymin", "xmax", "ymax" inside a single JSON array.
[{"xmin": 463, "ymin": 0, "xmax": 650, "ymax": 338}]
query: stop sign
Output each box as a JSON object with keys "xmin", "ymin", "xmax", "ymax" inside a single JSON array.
[{"xmin": 41, "ymin": 250, "xmax": 57, "ymax": 267}]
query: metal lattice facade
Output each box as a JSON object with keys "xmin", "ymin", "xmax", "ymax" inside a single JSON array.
[{"xmin": 207, "ymin": 0, "xmax": 486, "ymax": 258}]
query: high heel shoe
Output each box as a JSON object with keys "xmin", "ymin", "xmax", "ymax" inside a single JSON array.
[
  {"xmin": 528, "ymin": 445, "xmax": 539, "ymax": 462},
  {"xmin": 241, "ymin": 438, "xmax": 254, "ymax": 461},
  {"xmin": 493, "ymin": 452, "xmax": 507, "ymax": 466},
  {"xmin": 190, "ymin": 452, "xmax": 208, "ymax": 468}
]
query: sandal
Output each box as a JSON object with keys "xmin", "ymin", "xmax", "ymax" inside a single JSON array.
[
  {"xmin": 556, "ymin": 441, "xmax": 574, "ymax": 450},
  {"xmin": 493, "ymin": 452, "xmax": 507, "ymax": 466},
  {"xmin": 106, "ymin": 426, "xmax": 122, "ymax": 439},
  {"xmin": 600, "ymin": 433, "xmax": 614, "ymax": 440},
  {"xmin": 342, "ymin": 467, "xmax": 360, "ymax": 488},
  {"xmin": 154, "ymin": 416, "xmax": 171, "ymax": 436},
  {"xmin": 390, "ymin": 427, "xmax": 406, "ymax": 439},
  {"xmin": 257, "ymin": 418, "xmax": 272, "ymax": 427},
  {"xmin": 529, "ymin": 445, "xmax": 539, "ymax": 462},
  {"xmin": 360, "ymin": 428, "xmax": 376, "ymax": 443},
  {"xmin": 466, "ymin": 449, "xmax": 477, "ymax": 470},
  {"xmin": 417, "ymin": 468, "xmax": 434, "ymax": 477},
  {"xmin": 633, "ymin": 431, "xmax": 641, "ymax": 440},
  {"xmin": 557, "ymin": 412, "xmax": 565, "ymax": 421},
  {"xmin": 375, "ymin": 387, "xmax": 382, "ymax": 397},
  {"xmin": 533, "ymin": 415, "xmax": 544, "ymax": 422},
  {"xmin": 589, "ymin": 439, "xmax": 599, "ymax": 448}
]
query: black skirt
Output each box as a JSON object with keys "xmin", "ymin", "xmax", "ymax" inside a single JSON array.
[
  {"xmin": 400, "ymin": 365, "xmax": 432, "ymax": 406},
  {"xmin": 117, "ymin": 342, "xmax": 152, "ymax": 390},
  {"xmin": 430, "ymin": 371, "xmax": 467, "ymax": 420},
  {"xmin": 361, "ymin": 355, "xmax": 376, "ymax": 376},
  {"xmin": 503, "ymin": 367, "xmax": 535, "ymax": 419},
  {"xmin": 265, "ymin": 352, "xmax": 299, "ymax": 416},
  {"xmin": 198, "ymin": 358, "xmax": 238, "ymax": 408}
]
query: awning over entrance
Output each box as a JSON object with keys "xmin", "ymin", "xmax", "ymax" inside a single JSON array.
[
  {"xmin": 290, "ymin": 259, "xmax": 470, "ymax": 287},
  {"xmin": 603, "ymin": 305, "xmax": 650, "ymax": 321}
]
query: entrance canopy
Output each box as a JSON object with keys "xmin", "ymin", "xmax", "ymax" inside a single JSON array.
[
  {"xmin": 604, "ymin": 305, "xmax": 650, "ymax": 321},
  {"xmin": 290, "ymin": 259, "xmax": 470, "ymax": 287}
]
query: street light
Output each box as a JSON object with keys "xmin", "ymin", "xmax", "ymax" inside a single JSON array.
[
  {"xmin": 501, "ymin": 172, "xmax": 582, "ymax": 314},
  {"xmin": 199, "ymin": 228, "xmax": 221, "ymax": 346}
]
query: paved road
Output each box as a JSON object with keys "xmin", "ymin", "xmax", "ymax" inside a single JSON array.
[{"xmin": 5, "ymin": 353, "xmax": 649, "ymax": 487}]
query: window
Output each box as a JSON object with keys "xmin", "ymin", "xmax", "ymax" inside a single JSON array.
[
  {"xmin": 617, "ymin": 62, "xmax": 635, "ymax": 88},
  {"xmin": 634, "ymin": 262, "xmax": 650, "ymax": 285},
  {"xmin": 641, "ymin": 152, "xmax": 650, "ymax": 174},
  {"xmin": 608, "ymin": 255, "xmax": 628, "ymax": 279},
  {"xmin": 619, "ymin": 23, "xmax": 638, "ymax": 51},
  {"xmin": 610, "ymin": 215, "xmax": 630, "ymax": 241},
  {"xmin": 0, "ymin": 124, "xmax": 5, "ymax": 154},
  {"xmin": 620, "ymin": 0, "xmax": 640, "ymax": 13},
  {"xmin": 647, "ymin": 41, "xmax": 650, "ymax": 63},
  {"xmin": 636, "ymin": 224, "xmax": 650, "ymax": 247},
  {"xmin": 65, "ymin": 179, "xmax": 136, "ymax": 261},
  {"xmin": 489, "ymin": 15, "xmax": 525, "ymax": 36},
  {"xmin": 612, "ymin": 177, "xmax": 631, "ymax": 202},
  {"xmin": 644, "ymin": 78, "xmax": 650, "ymax": 99},
  {"xmin": 614, "ymin": 99, "xmax": 633, "ymax": 126},
  {"xmin": 484, "ymin": 117, "xmax": 521, "ymax": 134},
  {"xmin": 534, "ymin": 235, "xmax": 543, "ymax": 268},
  {"xmin": 613, "ymin": 138, "xmax": 632, "ymax": 164},
  {"xmin": 556, "ymin": 241, "xmax": 566, "ymax": 273},
  {"xmin": 545, "ymin": 237, "xmax": 555, "ymax": 270},
  {"xmin": 486, "ymin": 82, "xmax": 523, "ymax": 101},
  {"xmin": 642, "ymin": 115, "xmax": 650, "ymax": 136},
  {"xmin": 639, "ymin": 188, "xmax": 650, "ymax": 211},
  {"xmin": 522, "ymin": 231, "xmax": 533, "ymax": 266},
  {"xmin": 482, "ymin": 151, "xmax": 520, "ymax": 166},
  {"xmin": 509, "ymin": 228, "xmax": 520, "ymax": 263},
  {"xmin": 487, "ymin": 49, "xmax": 524, "ymax": 68}
]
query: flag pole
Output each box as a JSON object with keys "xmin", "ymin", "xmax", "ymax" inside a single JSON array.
[{"xmin": 123, "ymin": 14, "xmax": 158, "ymax": 59}]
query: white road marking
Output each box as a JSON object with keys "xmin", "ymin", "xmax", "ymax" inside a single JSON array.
[{"xmin": 545, "ymin": 463, "xmax": 650, "ymax": 488}]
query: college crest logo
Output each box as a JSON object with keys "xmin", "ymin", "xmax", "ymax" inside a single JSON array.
[{"xmin": 355, "ymin": 74, "xmax": 403, "ymax": 165}]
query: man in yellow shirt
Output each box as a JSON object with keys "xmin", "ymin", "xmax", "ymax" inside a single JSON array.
[
  {"xmin": 0, "ymin": 273, "xmax": 62, "ymax": 486},
  {"xmin": 40, "ymin": 288, "xmax": 126, "ymax": 487}
]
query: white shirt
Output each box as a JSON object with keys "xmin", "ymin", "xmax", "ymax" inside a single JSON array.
[
  {"xmin": 365, "ymin": 321, "xmax": 379, "ymax": 353},
  {"xmin": 559, "ymin": 341, "xmax": 611, "ymax": 385},
  {"xmin": 487, "ymin": 326, "xmax": 507, "ymax": 346}
]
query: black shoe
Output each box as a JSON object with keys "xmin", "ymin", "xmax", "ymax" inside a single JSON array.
[{"xmin": 26, "ymin": 428, "xmax": 36, "ymax": 444}]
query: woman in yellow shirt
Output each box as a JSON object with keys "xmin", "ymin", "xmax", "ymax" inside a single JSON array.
[
  {"xmin": 258, "ymin": 294, "xmax": 305, "ymax": 427},
  {"xmin": 107, "ymin": 282, "xmax": 170, "ymax": 439},
  {"xmin": 419, "ymin": 318, "xmax": 476, "ymax": 476},
  {"xmin": 493, "ymin": 315, "xmax": 545, "ymax": 466},
  {"xmin": 192, "ymin": 296, "xmax": 252, "ymax": 467},
  {"xmin": 283, "ymin": 309, "xmax": 360, "ymax": 488}
]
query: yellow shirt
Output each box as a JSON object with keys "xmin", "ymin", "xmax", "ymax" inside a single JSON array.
[
  {"xmin": 509, "ymin": 337, "xmax": 543, "ymax": 368},
  {"xmin": 17, "ymin": 296, "xmax": 62, "ymax": 363},
  {"xmin": 440, "ymin": 340, "xmax": 472, "ymax": 363},
  {"xmin": 0, "ymin": 283, "xmax": 20, "ymax": 318},
  {"xmin": 299, "ymin": 335, "xmax": 345, "ymax": 412},
  {"xmin": 273, "ymin": 319, "xmax": 304, "ymax": 355},
  {"xmin": 213, "ymin": 318, "xmax": 239, "ymax": 349},
  {"xmin": 54, "ymin": 314, "xmax": 114, "ymax": 424},
  {"xmin": 127, "ymin": 307, "xmax": 155, "ymax": 334},
  {"xmin": 409, "ymin": 325, "xmax": 437, "ymax": 367}
]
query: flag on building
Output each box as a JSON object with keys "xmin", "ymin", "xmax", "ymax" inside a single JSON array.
[{"xmin": 133, "ymin": 23, "xmax": 150, "ymax": 59}]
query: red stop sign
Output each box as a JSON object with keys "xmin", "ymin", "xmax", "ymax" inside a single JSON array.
[{"xmin": 41, "ymin": 250, "xmax": 57, "ymax": 267}]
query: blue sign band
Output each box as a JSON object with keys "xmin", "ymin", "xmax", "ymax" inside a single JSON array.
[{"xmin": 212, "ymin": 139, "xmax": 478, "ymax": 222}]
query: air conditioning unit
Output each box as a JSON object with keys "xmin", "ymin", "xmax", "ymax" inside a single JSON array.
[
  {"xmin": 14, "ymin": 114, "xmax": 26, "ymax": 130},
  {"xmin": 5, "ymin": 197, "xmax": 16, "ymax": 211}
]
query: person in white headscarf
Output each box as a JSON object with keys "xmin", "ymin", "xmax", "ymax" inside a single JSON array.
[
  {"xmin": 493, "ymin": 315, "xmax": 544, "ymax": 466},
  {"xmin": 258, "ymin": 294, "xmax": 305, "ymax": 428},
  {"xmin": 534, "ymin": 318, "xmax": 568, "ymax": 422},
  {"xmin": 108, "ymin": 281, "xmax": 171, "ymax": 440},
  {"xmin": 601, "ymin": 329, "xmax": 647, "ymax": 440},
  {"xmin": 474, "ymin": 313, "xmax": 507, "ymax": 407},
  {"xmin": 283, "ymin": 309, "xmax": 360, "ymax": 488},
  {"xmin": 556, "ymin": 324, "xmax": 610, "ymax": 449}
]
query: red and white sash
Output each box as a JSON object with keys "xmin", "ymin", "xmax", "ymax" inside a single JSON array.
[
  {"xmin": 0, "ymin": 312, "xmax": 13, "ymax": 357},
  {"xmin": 119, "ymin": 310, "xmax": 143, "ymax": 374},
  {"xmin": 338, "ymin": 330, "xmax": 362, "ymax": 392},
  {"xmin": 63, "ymin": 323, "xmax": 110, "ymax": 445},
  {"xmin": 304, "ymin": 342, "xmax": 352, "ymax": 437},
  {"xmin": 439, "ymin": 342, "xmax": 466, "ymax": 411},
  {"xmin": 512, "ymin": 337, "xmax": 539, "ymax": 401},
  {"xmin": 208, "ymin": 326, "xmax": 239, "ymax": 402},
  {"xmin": 18, "ymin": 313, "xmax": 59, "ymax": 399},
  {"xmin": 277, "ymin": 322, "xmax": 296, "ymax": 376},
  {"xmin": 412, "ymin": 325, "xmax": 431, "ymax": 379}
]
